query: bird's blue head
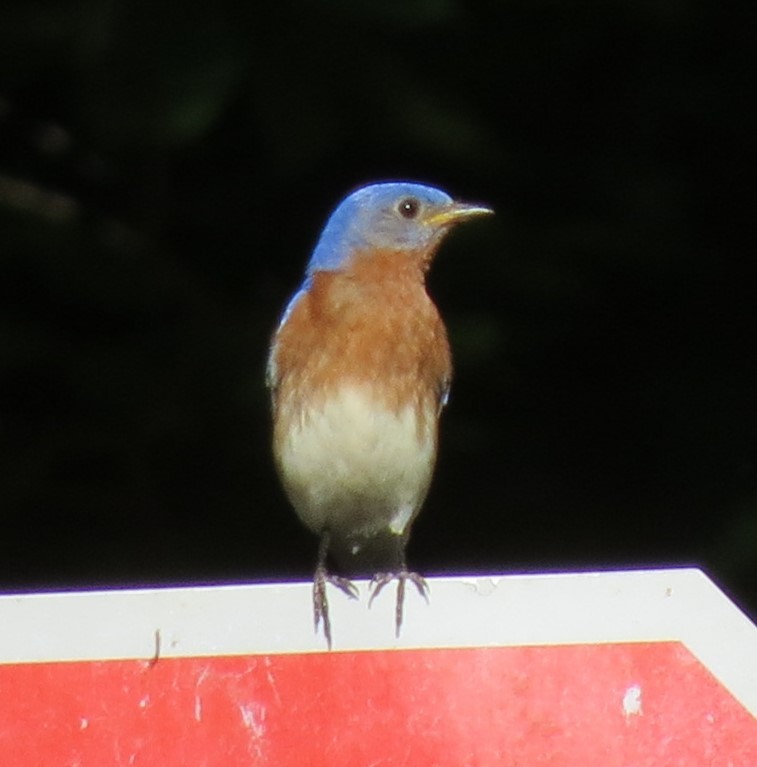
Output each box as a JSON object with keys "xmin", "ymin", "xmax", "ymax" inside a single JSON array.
[{"xmin": 306, "ymin": 182, "xmax": 492, "ymax": 275}]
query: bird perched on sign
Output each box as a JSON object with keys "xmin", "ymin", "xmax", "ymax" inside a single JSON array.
[{"xmin": 267, "ymin": 181, "xmax": 492, "ymax": 647}]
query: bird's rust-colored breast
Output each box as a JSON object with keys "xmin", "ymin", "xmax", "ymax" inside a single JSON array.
[{"xmin": 271, "ymin": 248, "xmax": 452, "ymax": 432}]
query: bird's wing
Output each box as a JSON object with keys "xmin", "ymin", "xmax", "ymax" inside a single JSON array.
[
  {"xmin": 265, "ymin": 282, "xmax": 310, "ymax": 392},
  {"xmin": 438, "ymin": 376, "xmax": 451, "ymax": 413}
]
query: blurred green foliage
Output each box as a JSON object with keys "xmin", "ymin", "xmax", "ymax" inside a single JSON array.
[{"xmin": 1, "ymin": 0, "xmax": 755, "ymax": 616}]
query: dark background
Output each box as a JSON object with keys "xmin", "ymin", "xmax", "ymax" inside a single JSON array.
[{"xmin": 2, "ymin": 1, "xmax": 755, "ymax": 618}]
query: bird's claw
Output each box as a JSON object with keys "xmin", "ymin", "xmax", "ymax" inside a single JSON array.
[
  {"xmin": 369, "ymin": 569, "xmax": 429, "ymax": 637},
  {"xmin": 313, "ymin": 567, "xmax": 358, "ymax": 649}
]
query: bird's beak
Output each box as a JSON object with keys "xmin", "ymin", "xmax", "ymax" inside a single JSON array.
[{"xmin": 425, "ymin": 201, "xmax": 494, "ymax": 228}]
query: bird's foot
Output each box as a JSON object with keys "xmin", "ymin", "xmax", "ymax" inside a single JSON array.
[
  {"xmin": 313, "ymin": 566, "xmax": 359, "ymax": 649},
  {"xmin": 368, "ymin": 569, "xmax": 429, "ymax": 637}
]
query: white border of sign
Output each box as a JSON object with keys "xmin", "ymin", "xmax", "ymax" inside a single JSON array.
[{"xmin": 1, "ymin": 568, "xmax": 755, "ymax": 716}]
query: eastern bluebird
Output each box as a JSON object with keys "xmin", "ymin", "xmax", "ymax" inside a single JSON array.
[{"xmin": 267, "ymin": 182, "xmax": 492, "ymax": 647}]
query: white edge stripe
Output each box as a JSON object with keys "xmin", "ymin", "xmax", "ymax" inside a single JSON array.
[{"xmin": 1, "ymin": 568, "xmax": 755, "ymax": 716}]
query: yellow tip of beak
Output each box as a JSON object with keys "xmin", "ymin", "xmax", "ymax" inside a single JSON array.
[{"xmin": 425, "ymin": 202, "xmax": 494, "ymax": 228}]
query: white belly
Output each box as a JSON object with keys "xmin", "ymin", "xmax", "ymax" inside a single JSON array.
[{"xmin": 274, "ymin": 386, "xmax": 437, "ymax": 539}]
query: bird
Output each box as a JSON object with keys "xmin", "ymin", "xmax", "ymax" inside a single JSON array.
[{"xmin": 266, "ymin": 181, "xmax": 492, "ymax": 647}]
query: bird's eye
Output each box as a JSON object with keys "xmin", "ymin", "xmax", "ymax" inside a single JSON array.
[{"xmin": 397, "ymin": 197, "xmax": 420, "ymax": 219}]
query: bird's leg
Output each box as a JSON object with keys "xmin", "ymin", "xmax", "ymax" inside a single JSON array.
[
  {"xmin": 368, "ymin": 550, "xmax": 429, "ymax": 637},
  {"xmin": 313, "ymin": 529, "xmax": 359, "ymax": 649}
]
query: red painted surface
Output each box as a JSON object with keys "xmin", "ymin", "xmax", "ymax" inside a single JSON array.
[{"xmin": 0, "ymin": 642, "xmax": 754, "ymax": 766}]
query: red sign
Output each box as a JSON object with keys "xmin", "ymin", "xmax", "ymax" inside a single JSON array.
[{"xmin": 0, "ymin": 569, "xmax": 754, "ymax": 765}]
